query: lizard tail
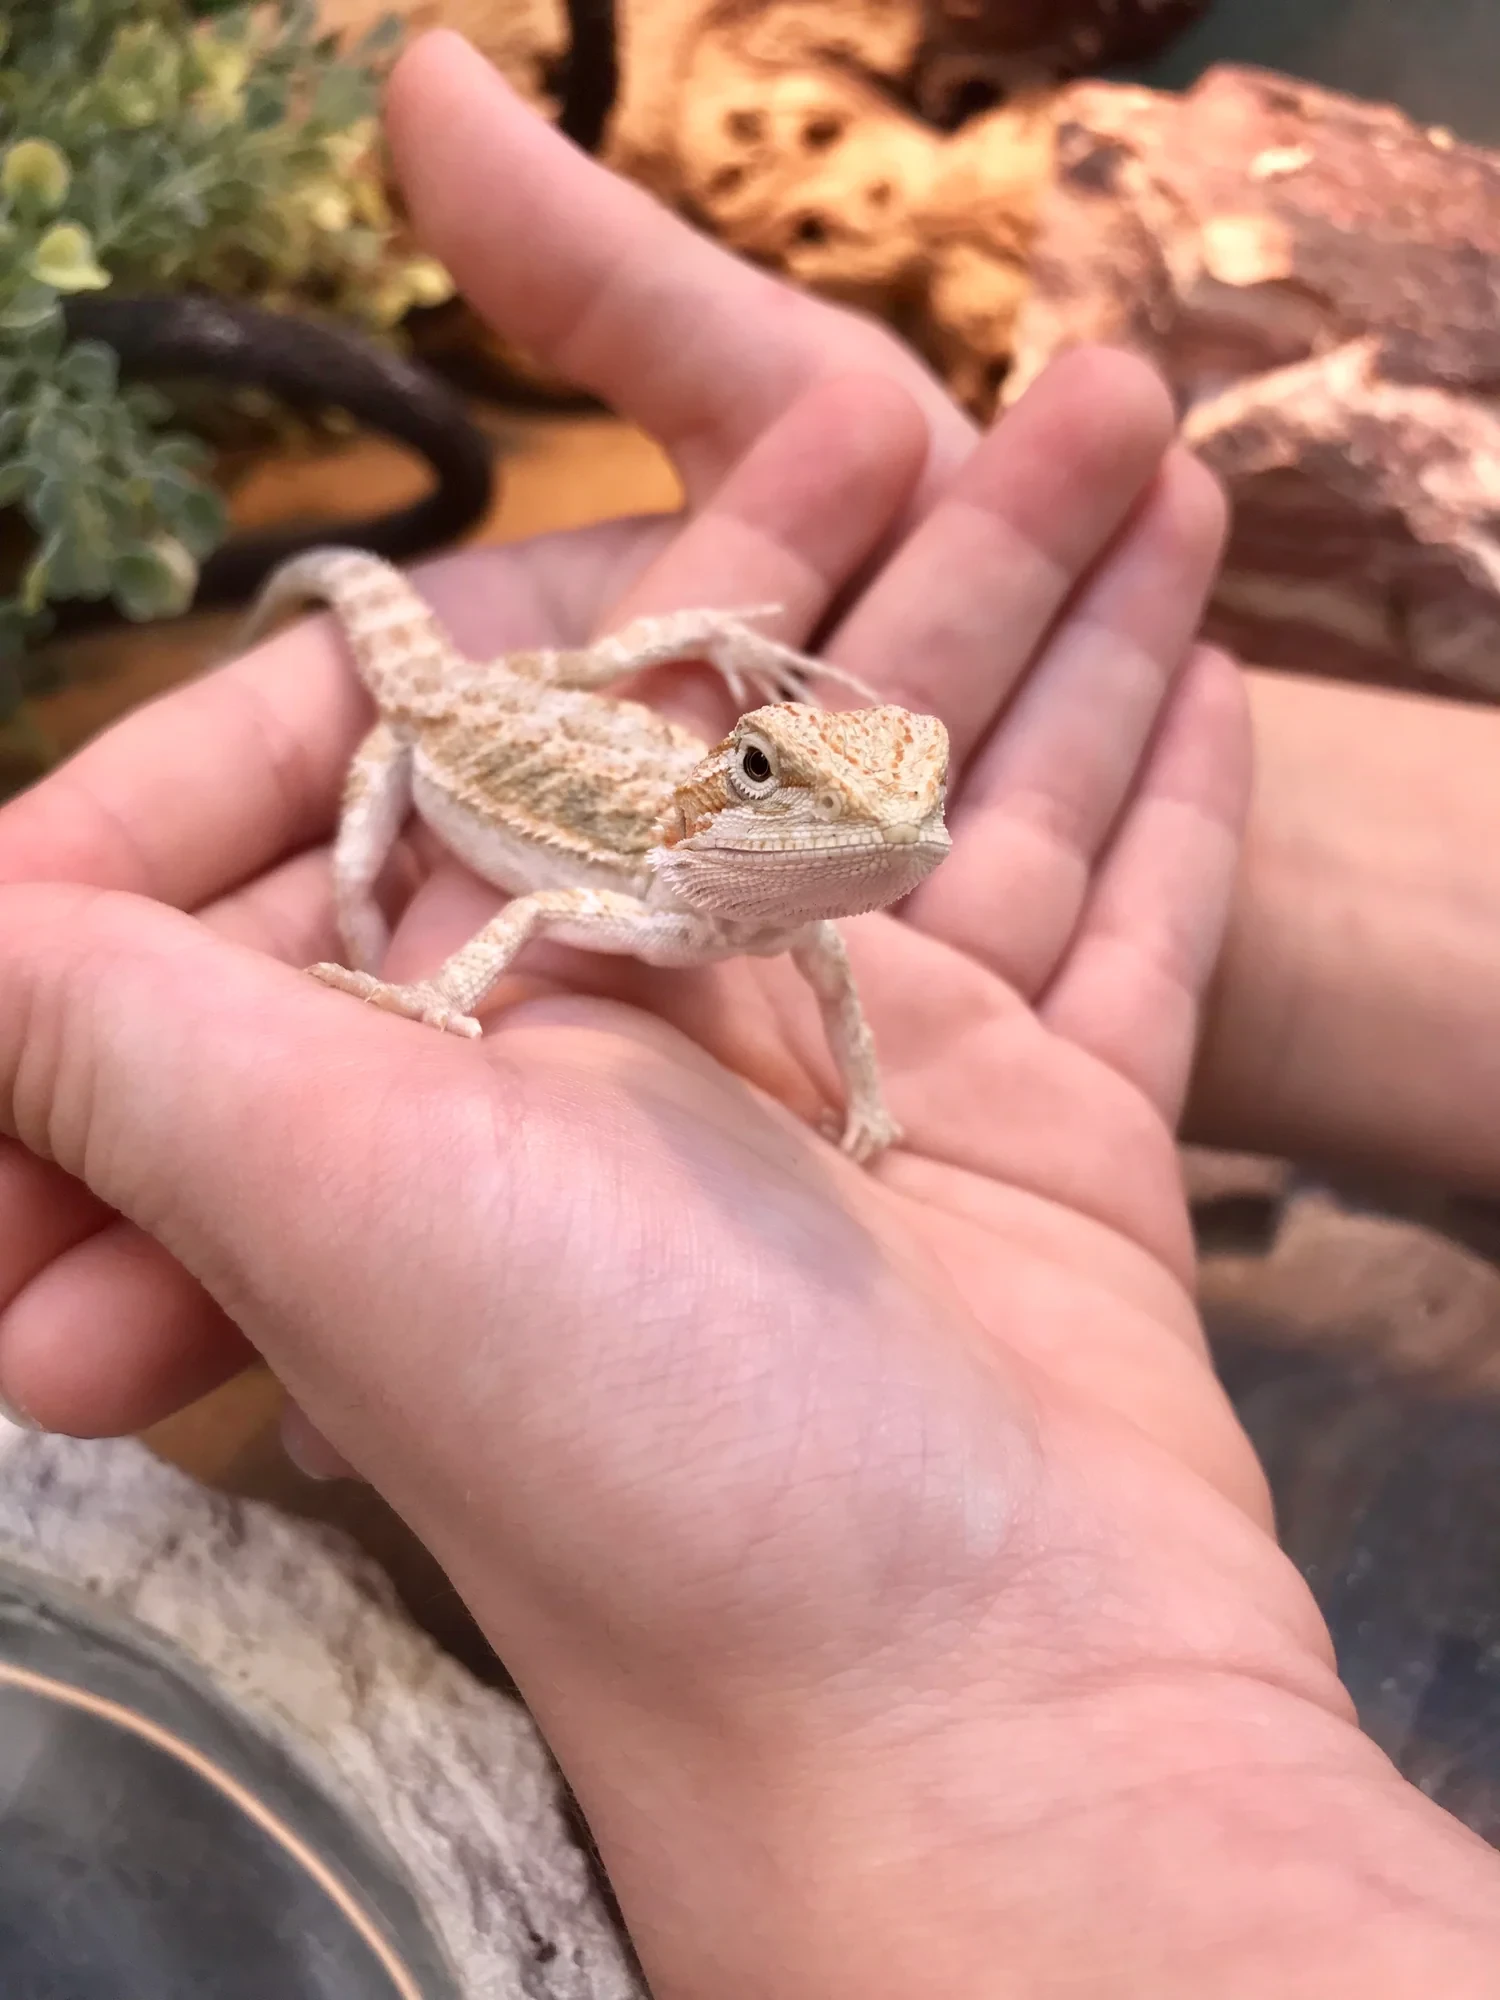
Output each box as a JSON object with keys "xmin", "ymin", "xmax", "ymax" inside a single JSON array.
[{"xmin": 235, "ymin": 546, "xmax": 467, "ymax": 712}]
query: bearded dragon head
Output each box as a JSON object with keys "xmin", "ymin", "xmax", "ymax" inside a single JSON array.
[{"xmin": 649, "ymin": 703, "xmax": 951, "ymax": 925}]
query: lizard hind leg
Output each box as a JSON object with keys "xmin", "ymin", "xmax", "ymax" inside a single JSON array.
[{"xmin": 331, "ymin": 722, "xmax": 413, "ymax": 972}]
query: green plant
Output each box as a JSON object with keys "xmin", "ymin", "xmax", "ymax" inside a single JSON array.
[{"xmin": 0, "ymin": 0, "xmax": 451, "ymax": 714}]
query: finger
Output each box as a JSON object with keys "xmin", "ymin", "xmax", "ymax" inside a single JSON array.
[
  {"xmin": 280, "ymin": 1401, "xmax": 360, "ymax": 1482},
  {"xmin": 0, "ymin": 1221, "xmax": 254, "ymax": 1436},
  {"xmin": 386, "ymin": 30, "xmax": 975, "ymax": 506},
  {"xmin": 0, "ymin": 1144, "xmax": 111, "ymax": 1311},
  {"xmin": 906, "ymin": 448, "xmax": 1228, "ymax": 994},
  {"xmin": 0, "ymin": 622, "xmax": 368, "ymax": 905},
  {"xmin": 0, "ymin": 846, "xmax": 380, "ymax": 1437},
  {"xmin": 1039, "ymin": 645, "xmax": 1252, "ymax": 1124},
  {"xmin": 199, "ymin": 843, "xmax": 342, "ymax": 964},
  {"xmin": 200, "ymin": 835, "xmax": 430, "ymax": 970},
  {"xmin": 827, "ymin": 345, "xmax": 1178, "ymax": 761},
  {"xmin": 599, "ymin": 370, "xmax": 929, "ymax": 737},
  {"xmin": 0, "ymin": 839, "xmax": 396, "ymax": 1430},
  {"xmin": 0, "ymin": 884, "xmax": 514, "ymax": 1446},
  {"xmin": 0, "ymin": 886, "xmax": 735, "ymax": 1489}
]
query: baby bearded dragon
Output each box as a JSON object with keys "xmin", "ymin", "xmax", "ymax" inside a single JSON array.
[{"xmin": 243, "ymin": 547, "xmax": 951, "ymax": 1163}]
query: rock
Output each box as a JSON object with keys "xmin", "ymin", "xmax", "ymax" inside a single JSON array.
[
  {"xmin": 634, "ymin": 2, "xmax": 1184, "ymax": 329},
  {"xmin": 1181, "ymin": 1146, "xmax": 1292, "ymax": 1211},
  {"xmin": 912, "ymin": 97, "xmax": 1057, "ymax": 407},
  {"xmin": 1182, "ymin": 340, "xmax": 1500, "ymax": 698},
  {"xmin": 0, "ymin": 1425, "xmax": 640, "ymax": 2000},
  {"xmin": 1008, "ymin": 67, "xmax": 1500, "ymax": 406},
  {"xmin": 1005, "ymin": 64, "xmax": 1500, "ymax": 700},
  {"xmin": 317, "ymin": 0, "xmax": 568, "ymax": 119},
  {"xmin": 672, "ymin": 25, "xmax": 941, "ymax": 306},
  {"xmin": 1203, "ymin": 1181, "xmax": 1500, "ymax": 1846},
  {"xmin": 912, "ymin": 0, "xmax": 1208, "ymax": 127},
  {"xmin": 1210, "ymin": 1315, "xmax": 1500, "ymax": 1847},
  {"xmin": 341, "ymin": 0, "xmax": 1202, "ymax": 175},
  {"xmin": 627, "ymin": 0, "xmax": 929, "ymax": 200},
  {"xmin": 1181, "ymin": 1144, "xmax": 1292, "ymax": 1255},
  {"xmin": 1199, "ymin": 1185, "xmax": 1500, "ymax": 1392},
  {"xmin": 337, "ymin": 1, "xmax": 1187, "ymax": 392},
  {"xmin": 327, "ymin": 15, "xmax": 1500, "ymax": 703}
]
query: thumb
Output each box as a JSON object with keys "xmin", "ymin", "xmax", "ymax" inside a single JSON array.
[{"xmin": 0, "ymin": 882, "xmax": 532, "ymax": 1458}]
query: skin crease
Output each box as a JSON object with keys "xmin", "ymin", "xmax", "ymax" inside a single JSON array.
[{"xmin": 0, "ymin": 29, "xmax": 1498, "ymax": 1997}]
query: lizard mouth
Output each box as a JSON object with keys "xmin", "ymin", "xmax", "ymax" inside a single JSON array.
[{"xmin": 689, "ymin": 824, "xmax": 951, "ymax": 860}]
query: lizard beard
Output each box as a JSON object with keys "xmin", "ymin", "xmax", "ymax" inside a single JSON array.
[{"xmin": 651, "ymin": 831, "xmax": 950, "ymax": 925}]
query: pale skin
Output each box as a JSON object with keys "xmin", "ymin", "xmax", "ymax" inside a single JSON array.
[{"xmin": 0, "ymin": 30, "xmax": 1499, "ymax": 1998}]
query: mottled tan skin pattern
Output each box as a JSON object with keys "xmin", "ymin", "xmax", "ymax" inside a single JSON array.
[
  {"xmin": 668, "ymin": 705, "xmax": 945, "ymax": 844},
  {"xmin": 422, "ymin": 697, "xmax": 701, "ymax": 880},
  {"xmin": 241, "ymin": 548, "xmax": 951, "ymax": 1163}
]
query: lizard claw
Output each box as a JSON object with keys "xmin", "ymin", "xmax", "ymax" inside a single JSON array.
[
  {"xmin": 819, "ymin": 1105, "xmax": 903, "ymax": 1165},
  {"xmin": 722, "ymin": 604, "xmax": 785, "ymax": 627},
  {"xmin": 306, "ymin": 964, "xmax": 483, "ymax": 1038}
]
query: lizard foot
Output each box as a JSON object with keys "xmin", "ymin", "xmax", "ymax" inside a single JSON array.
[
  {"xmin": 821, "ymin": 1104, "xmax": 903, "ymax": 1165},
  {"xmin": 306, "ymin": 964, "xmax": 483, "ymax": 1038}
]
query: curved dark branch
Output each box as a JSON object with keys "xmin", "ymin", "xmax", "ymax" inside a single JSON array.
[
  {"xmin": 555, "ymin": 0, "xmax": 619, "ymax": 154},
  {"xmin": 54, "ymin": 292, "xmax": 496, "ymax": 624}
]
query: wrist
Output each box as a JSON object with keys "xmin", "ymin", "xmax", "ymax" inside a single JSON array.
[
  {"xmin": 555, "ymin": 1662, "xmax": 1500, "ymax": 1999},
  {"xmin": 1192, "ymin": 669, "xmax": 1500, "ymax": 1193}
]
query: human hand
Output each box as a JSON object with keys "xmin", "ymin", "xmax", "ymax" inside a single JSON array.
[
  {"xmin": 0, "ymin": 31, "xmax": 1235, "ymax": 1457},
  {"xmin": 0, "ymin": 33, "xmax": 1496, "ymax": 1998}
]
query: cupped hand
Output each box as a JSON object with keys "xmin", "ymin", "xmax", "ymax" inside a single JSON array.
[
  {"xmin": 0, "ymin": 5, "xmax": 1296, "ymax": 1744},
  {"xmin": 2, "ymin": 37, "xmax": 1487, "ymax": 1997},
  {"xmin": 0, "ymin": 42, "xmax": 1257, "ymax": 1465}
]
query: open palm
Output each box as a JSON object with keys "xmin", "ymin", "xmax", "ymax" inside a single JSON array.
[
  {"xmin": 0, "ymin": 36, "xmax": 1377, "ymax": 1924},
  {"xmin": 0, "ymin": 316, "xmax": 1255, "ymax": 1451}
]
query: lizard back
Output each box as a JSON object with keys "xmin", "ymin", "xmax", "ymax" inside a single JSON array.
[{"xmin": 411, "ymin": 684, "xmax": 708, "ymax": 890}]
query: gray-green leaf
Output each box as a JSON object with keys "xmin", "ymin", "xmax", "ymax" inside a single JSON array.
[
  {"xmin": 111, "ymin": 536, "xmax": 199, "ymax": 621},
  {"xmin": 0, "ymin": 282, "xmax": 62, "ymax": 335},
  {"xmin": 56, "ymin": 339, "xmax": 119, "ymax": 399}
]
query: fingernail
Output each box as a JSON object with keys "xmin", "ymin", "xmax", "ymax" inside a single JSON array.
[
  {"xmin": 280, "ymin": 1421, "xmax": 335, "ymax": 1480},
  {"xmin": 0, "ymin": 1386, "xmax": 40, "ymax": 1432},
  {"xmin": 278, "ymin": 1408, "xmax": 353, "ymax": 1482}
]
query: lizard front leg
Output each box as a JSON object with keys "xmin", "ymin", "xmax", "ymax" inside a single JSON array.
[
  {"xmin": 502, "ymin": 609, "xmax": 879, "ymax": 709},
  {"xmin": 790, "ymin": 921, "xmax": 902, "ymax": 1164},
  {"xmin": 308, "ymin": 889, "xmax": 721, "ymax": 1035},
  {"xmin": 331, "ymin": 722, "xmax": 412, "ymax": 971}
]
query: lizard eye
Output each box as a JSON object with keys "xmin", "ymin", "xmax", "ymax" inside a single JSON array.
[{"xmin": 729, "ymin": 731, "xmax": 779, "ymax": 799}]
